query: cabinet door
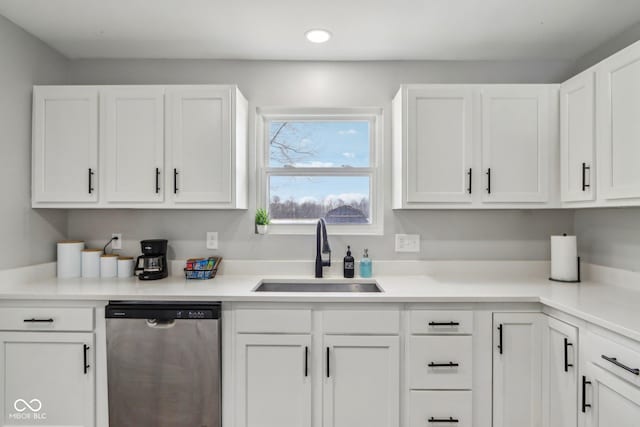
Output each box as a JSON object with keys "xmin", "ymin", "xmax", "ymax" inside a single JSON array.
[
  {"xmin": 0, "ymin": 332, "xmax": 95, "ymax": 427},
  {"xmin": 544, "ymin": 317, "xmax": 579, "ymax": 427},
  {"xmin": 481, "ymin": 86, "xmax": 549, "ymax": 203},
  {"xmin": 560, "ymin": 72, "xmax": 596, "ymax": 202},
  {"xmin": 167, "ymin": 87, "xmax": 232, "ymax": 204},
  {"xmin": 598, "ymin": 42, "xmax": 640, "ymax": 201},
  {"xmin": 583, "ymin": 364, "xmax": 640, "ymax": 427},
  {"xmin": 32, "ymin": 87, "xmax": 98, "ymax": 203},
  {"xmin": 323, "ymin": 335, "xmax": 400, "ymax": 427},
  {"xmin": 235, "ymin": 334, "xmax": 311, "ymax": 427},
  {"xmin": 493, "ymin": 313, "xmax": 543, "ymax": 427},
  {"xmin": 406, "ymin": 86, "xmax": 474, "ymax": 203},
  {"xmin": 103, "ymin": 87, "xmax": 165, "ymax": 203}
]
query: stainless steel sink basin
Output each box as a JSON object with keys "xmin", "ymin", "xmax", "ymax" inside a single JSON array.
[{"xmin": 254, "ymin": 281, "xmax": 383, "ymax": 293}]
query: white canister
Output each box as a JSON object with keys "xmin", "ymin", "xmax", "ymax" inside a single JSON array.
[
  {"xmin": 57, "ymin": 240, "xmax": 84, "ymax": 278},
  {"xmin": 117, "ymin": 257, "xmax": 135, "ymax": 278},
  {"xmin": 81, "ymin": 249, "xmax": 102, "ymax": 278},
  {"xmin": 100, "ymin": 254, "xmax": 119, "ymax": 278}
]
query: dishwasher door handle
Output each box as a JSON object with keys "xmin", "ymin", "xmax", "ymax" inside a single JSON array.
[{"xmin": 145, "ymin": 319, "xmax": 176, "ymax": 329}]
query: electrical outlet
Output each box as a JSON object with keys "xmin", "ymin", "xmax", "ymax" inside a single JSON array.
[
  {"xmin": 395, "ymin": 234, "xmax": 420, "ymax": 252},
  {"xmin": 206, "ymin": 232, "xmax": 219, "ymax": 250},
  {"xmin": 111, "ymin": 233, "xmax": 123, "ymax": 250}
]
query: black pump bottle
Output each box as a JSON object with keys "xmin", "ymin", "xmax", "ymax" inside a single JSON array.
[{"xmin": 343, "ymin": 246, "xmax": 355, "ymax": 278}]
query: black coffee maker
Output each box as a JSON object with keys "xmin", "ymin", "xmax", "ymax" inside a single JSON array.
[{"xmin": 135, "ymin": 239, "xmax": 168, "ymax": 280}]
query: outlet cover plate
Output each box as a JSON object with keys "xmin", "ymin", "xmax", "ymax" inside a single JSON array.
[
  {"xmin": 111, "ymin": 233, "xmax": 122, "ymax": 250},
  {"xmin": 395, "ymin": 234, "xmax": 420, "ymax": 253},
  {"xmin": 206, "ymin": 232, "xmax": 219, "ymax": 250}
]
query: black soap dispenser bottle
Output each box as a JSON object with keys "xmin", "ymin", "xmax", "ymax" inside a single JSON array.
[{"xmin": 343, "ymin": 246, "xmax": 355, "ymax": 278}]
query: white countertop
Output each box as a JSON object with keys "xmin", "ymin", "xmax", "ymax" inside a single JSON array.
[{"xmin": 0, "ymin": 261, "xmax": 639, "ymax": 341}]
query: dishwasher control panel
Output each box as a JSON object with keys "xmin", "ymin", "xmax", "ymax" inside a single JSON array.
[{"xmin": 106, "ymin": 302, "xmax": 221, "ymax": 320}]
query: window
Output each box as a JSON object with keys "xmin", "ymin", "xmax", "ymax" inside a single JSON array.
[{"xmin": 257, "ymin": 108, "xmax": 382, "ymax": 235}]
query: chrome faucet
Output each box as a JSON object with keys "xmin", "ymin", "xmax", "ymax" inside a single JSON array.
[{"xmin": 315, "ymin": 218, "xmax": 331, "ymax": 278}]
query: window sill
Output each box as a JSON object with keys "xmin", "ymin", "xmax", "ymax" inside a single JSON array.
[{"xmin": 263, "ymin": 222, "xmax": 383, "ymax": 236}]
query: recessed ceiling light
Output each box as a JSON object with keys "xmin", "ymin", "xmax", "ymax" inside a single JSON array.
[{"xmin": 305, "ymin": 29, "xmax": 332, "ymax": 44}]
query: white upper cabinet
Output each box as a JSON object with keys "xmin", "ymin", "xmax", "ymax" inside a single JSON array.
[
  {"xmin": 32, "ymin": 85, "xmax": 248, "ymax": 209},
  {"xmin": 597, "ymin": 41, "xmax": 640, "ymax": 202},
  {"xmin": 167, "ymin": 87, "xmax": 234, "ymax": 206},
  {"xmin": 560, "ymin": 72, "xmax": 596, "ymax": 203},
  {"xmin": 481, "ymin": 86, "xmax": 551, "ymax": 203},
  {"xmin": 102, "ymin": 87, "xmax": 165, "ymax": 203},
  {"xmin": 32, "ymin": 86, "xmax": 99, "ymax": 204},
  {"xmin": 393, "ymin": 84, "xmax": 558, "ymax": 209},
  {"xmin": 403, "ymin": 86, "xmax": 474, "ymax": 204}
]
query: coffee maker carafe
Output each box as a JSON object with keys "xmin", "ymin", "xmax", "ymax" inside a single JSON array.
[{"xmin": 135, "ymin": 239, "xmax": 168, "ymax": 280}]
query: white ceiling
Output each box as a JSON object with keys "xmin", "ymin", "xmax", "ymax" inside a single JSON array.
[{"xmin": 0, "ymin": 0, "xmax": 639, "ymax": 61}]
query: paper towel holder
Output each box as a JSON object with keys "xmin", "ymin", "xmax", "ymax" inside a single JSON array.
[{"xmin": 549, "ymin": 256, "xmax": 581, "ymax": 283}]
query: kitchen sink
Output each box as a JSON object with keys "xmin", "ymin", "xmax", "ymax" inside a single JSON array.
[{"xmin": 253, "ymin": 281, "xmax": 383, "ymax": 293}]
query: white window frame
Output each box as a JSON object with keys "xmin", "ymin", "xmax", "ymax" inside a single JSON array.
[{"xmin": 256, "ymin": 107, "xmax": 383, "ymax": 235}]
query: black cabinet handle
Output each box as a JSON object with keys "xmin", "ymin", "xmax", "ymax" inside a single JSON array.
[
  {"xmin": 429, "ymin": 321, "xmax": 460, "ymax": 327},
  {"xmin": 497, "ymin": 324, "xmax": 503, "ymax": 354},
  {"xmin": 23, "ymin": 318, "xmax": 54, "ymax": 323},
  {"xmin": 304, "ymin": 346, "xmax": 308, "ymax": 377},
  {"xmin": 155, "ymin": 168, "xmax": 161, "ymax": 194},
  {"xmin": 326, "ymin": 347, "xmax": 330, "ymax": 378},
  {"xmin": 486, "ymin": 168, "xmax": 491, "ymax": 194},
  {"xmin": 582, "ymin": 376, "xmax": 591, "ymax": 412},
  {"xmin": 564, "ymin": 338, "xmax": 574, "ymax": 372},
  {"xmin": 428, "ymin": 361, "xmax": 459, "ymax": 368},
  {"xmin": 582, "ymin": 163, "xmax": 591, "ymax": 192},
  {"xmin": 601, "ymin": 355, "xmax": 640, "ymax": 376},
  {"xmin": 83, "ymin": 344, "xmax": 90, "ymax": 374},
  {"xmin": 467, "ymin": 168, "xmax": 472, "ymax": 194},
  {"xmin": 428, "ymin": 417, "xmax": 459, "ymax": 423},
  {"xmin": 88, "ymin": 168, "xmax": 95, "ymax": 194},
  {"xmin": 173, "ymin": 169, "xmax": 179, "ymax": 194}
]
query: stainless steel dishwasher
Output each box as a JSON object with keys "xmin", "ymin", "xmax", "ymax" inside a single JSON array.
[{"xmin": 106, "ymin": 301, "xmax": 221, "ymax": 427}]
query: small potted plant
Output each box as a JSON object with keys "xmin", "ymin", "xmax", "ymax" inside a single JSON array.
[{"xmin": 255, "ymin": 208, "xmax": 270, "ymax": 234}]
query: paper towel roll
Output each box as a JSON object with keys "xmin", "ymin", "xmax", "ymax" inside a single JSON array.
[
  {"xmin": 82, "ymin": 249, "xmax": 102, "ymax": 278},
  {"xmin": 550, "ymin": 235, "xmax": 579, "ymax": 282},
  {"xmin": 117, "ymin": 257, "xmax": 135, "ymax": 278},
  {"xmin": 100, "ymin": 254, "xmax": 118, "ymax": 278},
  {"xmin": 57, "ymin": 241, "xmax": 84, "ymax": 278}
]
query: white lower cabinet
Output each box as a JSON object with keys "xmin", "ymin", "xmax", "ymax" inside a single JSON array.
[
  {"xmin": 408, "ymin": 391, "xmax": 472, "ymax": 427},
  {"xmin": 323, "ymin": 335, "xmax": 400, "ymax": 427},
  {"xmin": 493, "ymin": 312, "xmax": 543, "ymax": 427},
  {"xmin": 544, "ymin": 317, "xmax": 579, "ymax": 427},
  {"xmin": 582, "ymin": 364, "xmax": 640, "ymax": 427},
  {"xmin": 0, "ymin": 331, "xmax": 95, "ymax": 427},
  {"xmin": 235, "ymin": 334, "xmax": 312, "ymax": 427}
]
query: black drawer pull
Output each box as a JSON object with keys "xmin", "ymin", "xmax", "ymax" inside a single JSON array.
[
  {"xmin": 155, "ymin": 168, "xmax": 161, "ymax": 194},
  {"xmin": 88, "ymin": 168, "xmax": 95, "ymax": 194},
  {"xmin": 428, "ymin": 417, "xmax": 459, "ymax": 423},
  {"xmin": 23, "ymin": 318, "xmax": 54, "ymax": 323},
  {"xmin": 467, "ymin": 168, "xmax": 472, "ymax": 194},
  {"xmin": 497, "ymin": 324, "xmax": 503, "ymax": 354},
  {"xmin": 326, "ymin": 347, "xmax": 330, "ymax": 378},
  {"xmin": 83, "ymin": 344, "xmax": 90, "ymax": 374},
  {"xmin": 582, "ymin": 163, "xmax": 591, "ymax": 191},
  {"xmin": 582, "ymin": 376, "xmax": 591, "ymax": 413},
  {"xmin": 429, "ymin": 321, "xmax": 460, "ymax": 327},
  {"xmin": 428, "ymin": 361, "xmax": 459, "ymax": 368},
  {"xmin": 601, "ymin": 355, "xmax": 640, "ymax": 376},
  {"xmin": 564, "ymin": 338, "xmax": 574, "ymax": 372},
  {"xmin": 304, "ymin": 346, "xmax": 308, "ymax": 377},
  {"xmin": 486, "ymin": 168, "xmax": 491, "ymax": 194},
  {"xmin": 173, "ymin": 168, "xmax": 179, "ymax": 193}
]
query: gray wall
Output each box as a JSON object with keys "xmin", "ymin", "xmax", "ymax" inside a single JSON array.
[
  {"xmin": 572, "ymin": 20, "xmax": 640, "ymax": 74},
  {"xmin": 66, "ymin": 59, "xmax": 575, "ymax": 261},
  {"xmin": 0, "ymin": 15, "xmax": 68, "ymax": 270}
]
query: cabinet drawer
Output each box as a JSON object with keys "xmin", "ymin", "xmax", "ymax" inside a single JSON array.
[
  {"xmin": 409, "ymin": 336, "xmax": 473, "ymax": 389},
  {"xmin": 323, "ymin": 309, "xmax": 400, "ymax": 334},
  {"xmin": 235, "ymin": 309, "xmax": 311, "ymax": 333},
  {"xmin": 587, "ymin": 331, "xmax": 640, "ymax": 388},
  {"xmin": 0, "ymin": 307, "xmax": 94, "ymax": 331},
  {"xmin": 409, "ymin": 391, "xmax": 472, "ymax": 427},
  {"xmin": 410, "ymin": 310, "xmax": 473, "ymax": 335}
]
